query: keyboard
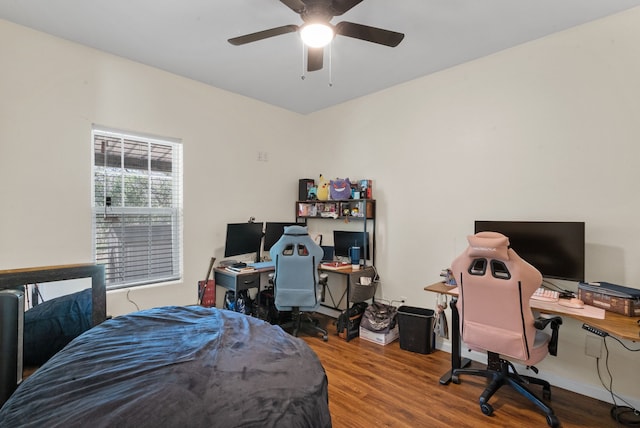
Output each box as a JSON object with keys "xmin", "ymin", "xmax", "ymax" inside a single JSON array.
[{"xmin": 531, "ymin": 287, "xmax": 560, "ymax": 302}]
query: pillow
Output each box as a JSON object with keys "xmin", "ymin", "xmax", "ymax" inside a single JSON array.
[
  {"xmin": 23, "ymin": 288, "xmax": 93, "ymax": 366},
  {"xmin": 467, "ymin": 231, "xmax": 510, "ymax": 260}
]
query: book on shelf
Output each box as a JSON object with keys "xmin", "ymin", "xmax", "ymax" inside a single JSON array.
[{"xmin": 320, "ymin": 261, "xmax": 352, "ymax": 271}]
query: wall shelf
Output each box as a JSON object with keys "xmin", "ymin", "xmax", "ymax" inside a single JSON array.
[{"xmin": 295, "ymin": 199, "xmax": 376, "ymax": 265}]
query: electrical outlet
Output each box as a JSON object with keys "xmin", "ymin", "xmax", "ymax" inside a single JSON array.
[{"xmin": 585, "ymin": 335, "xmax": 602, "ymax": 358}]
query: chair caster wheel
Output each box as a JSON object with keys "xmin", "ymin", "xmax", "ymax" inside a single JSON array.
[
  {"xmin": 322, "ymin": 335, "xmax": 328, "ymax": 341},
  {"xmin": 452, "ymin": 374, "xmax": 460, "ymax": 384},
  {"xmin": 546, "ymin": 414, "xmax": 560, "ymax": 428},
  {"xmin": 480, "ymin": 402, "xmax": 493, "ymax": 416}
]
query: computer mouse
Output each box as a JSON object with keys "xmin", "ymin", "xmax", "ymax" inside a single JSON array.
[{"xmin": 558, "ymin": 298, "xmax": 584, "ymax": 309}]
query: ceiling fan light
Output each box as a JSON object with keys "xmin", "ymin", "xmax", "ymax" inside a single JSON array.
[{"xmin": 300, "ymin": 23, "xmax": 334, "ymax": 48}]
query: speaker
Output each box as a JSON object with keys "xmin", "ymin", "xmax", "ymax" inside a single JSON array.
[{"xmin": 1, "ymin": 289, "xmax": 24, "ymax": 407}]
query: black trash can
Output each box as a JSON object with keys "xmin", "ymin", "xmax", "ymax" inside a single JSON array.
[{"xmin": 397, "ymin": 306, "xmax": 435, "ymax": 354}]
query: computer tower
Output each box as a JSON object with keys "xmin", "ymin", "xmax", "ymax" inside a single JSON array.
[{"xmin": 0, "ymin": 289, "xmax": 24, "ymax": 407}]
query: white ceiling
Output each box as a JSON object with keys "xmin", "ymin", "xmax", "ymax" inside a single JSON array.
[{"xmin": 2, "ymin": 0, "xmax": 639, "ymax": 114}]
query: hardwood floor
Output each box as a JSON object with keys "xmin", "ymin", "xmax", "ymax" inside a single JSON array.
[{"xmin": 301, "ymin": 319, "xmax": 618, "ymax": 428}]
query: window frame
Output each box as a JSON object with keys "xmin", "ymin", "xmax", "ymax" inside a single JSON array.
[{"xmin": 91, "ymin": 126, "xmax": 183, "ymax": 290}]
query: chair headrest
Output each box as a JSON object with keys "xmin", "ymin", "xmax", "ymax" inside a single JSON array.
[
  {"xmin": 283, "ymin": 225, "xmax": 309, "ymax": 236},
  {"xmin": 467, "ymin": 231, "xmax": 510, "ymax": 260}
]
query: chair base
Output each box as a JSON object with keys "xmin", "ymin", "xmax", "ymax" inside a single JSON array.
[
  {"xmin": 452, "ymin": 352, "xmax": 560, "ymax": 428},
  {"xmin": 279, "ymin": 308, "xmax": 328, "ymax": 341}
]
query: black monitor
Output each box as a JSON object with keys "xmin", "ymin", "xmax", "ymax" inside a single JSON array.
[
  {"xmin": 263, "ymin": 222, "xmax": 306, "ymax": 252},
  {"xmin": 224, "ymin": 222, "xmax": 264, "ymax": 262},
  {"xmin": 474, "ymin": 221, "xmax": 585, "ymax": 282},
  {"xmin": 333, "ymin": 231, "xmax": 370, "ymax": 261}
]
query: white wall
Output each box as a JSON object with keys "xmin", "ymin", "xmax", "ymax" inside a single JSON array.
[
  {"xmin": 307, "ymin": 7, "xmax": 640, "ymax": 408},
  {"xmin": 2, "ymin": 6, "xmax": 639, "ymax": 410},
  {"xmin": 0, "ymin": 19, "xmax": 309, "ymax": 314}
]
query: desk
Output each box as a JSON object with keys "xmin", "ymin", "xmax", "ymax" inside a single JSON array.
[
  {"xmin": 424, "ymin": 281, "xmax": 640, "ymax": 384},
  {"xmin": 213, "ymin": 264, "xmax": 376, "ymax": 314},
  {"xmin": 214, "ymin": 266, "xmax": 270, "ymax": 311},
  {"xmin": 320, "ymin": 265, "xmax": 377, "ymax": 312}
]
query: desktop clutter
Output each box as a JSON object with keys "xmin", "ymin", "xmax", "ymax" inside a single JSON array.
[
  {"xmin": 210, "ymin": 175, "xmax": 381, "ymax": 341},
  {"xmin": 440, "ymin": 260, "xmax": 640, "ymax": 317},
  {"xmin": 213, "ymin": 220, "xmax": 378, "ymax": 328},
  {"xmin": 441, "ymin": 267, "xmax": 588, "ymax": 309},
  {"xmin": 577, "ymin": 281, "xmax": 640, "ymax": 317}
]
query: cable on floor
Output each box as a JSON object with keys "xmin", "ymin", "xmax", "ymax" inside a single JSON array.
[{"xmin": 594, "ymin": 336, "xmax": 640, "ymax": 427}]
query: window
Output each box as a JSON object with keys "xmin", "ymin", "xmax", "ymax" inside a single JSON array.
[{"xmin": 92, "ymin": 127, "xmax": 183, "ymax": 289}]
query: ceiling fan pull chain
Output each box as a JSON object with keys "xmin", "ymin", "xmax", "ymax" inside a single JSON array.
[
  {"xmin": 301, "ymin": 41, "xmax": 306, "ymax": 80},
  {"xmin": 328, "ymin": 42, "xmax": 333, "ymax": 87}
]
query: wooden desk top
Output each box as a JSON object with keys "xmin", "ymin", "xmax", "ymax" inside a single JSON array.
[
  {"xmin": 425, "ymin": 281, "xmax": 640, "ymax": 342},
  {"xmin": 214, "ymin": 264, "xmax": 375, "ymax": 276},
  {"xmin": 320, "ymin": 265, "xmax": 375, "ymax": 275},
  {"xmin": 215, "ymin": 266, "xmax": 272, "ymax": 275}
]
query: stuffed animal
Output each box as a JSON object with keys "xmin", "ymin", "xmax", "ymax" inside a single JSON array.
[
  {"xmin": 317, "ymin": 174, "xmax": 329, "ymax": 201},
  {"xmin": 330, "ymin": 177, "xmax": 352, "ymax": 200},
  {"xmin": 307, "ymin": 185, "xmax": 317, "ymax": 200}
]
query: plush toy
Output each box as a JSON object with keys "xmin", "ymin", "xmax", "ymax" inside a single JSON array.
[
  {"xmin": 307, "ymin": 185, "xmax": 317, "ymax": 200},
  {"xmin": 317, "ymin": 174, "xmax": 329, "ymax": 201},
  {"xmin": 330, "ymin": 177, "xmax": 352, "ymax": 200}
]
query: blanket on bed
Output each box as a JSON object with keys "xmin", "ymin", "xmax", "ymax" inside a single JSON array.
[{"xmin": 0, "ymin": 305, "xmax": 331, "ymax": 428}]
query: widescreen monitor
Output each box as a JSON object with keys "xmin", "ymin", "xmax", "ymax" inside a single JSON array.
[
  {"xmin": 263, "ymin": 222, "xmax": 306, "ymax": 252},
  {"xmin": 474, "ymin": 221, "xmax": 585, "ymax": 282},
  {"xmin": 224, "ymin": 222, "xmax": 264, "ymax": 262},
  {"xmin": 333, "ymin": 231, "xmax": 370, "ymax": 262}
]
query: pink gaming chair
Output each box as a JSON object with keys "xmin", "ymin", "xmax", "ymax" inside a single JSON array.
[{"xmin": 451, "ymin": 231, "xmax": 562, "ymax": 428}]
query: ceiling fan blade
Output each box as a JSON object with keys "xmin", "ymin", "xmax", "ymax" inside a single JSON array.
[
  {"xmin": 335, "ymin": 21, "xmax": 404, "ymax": 47},
  {"xmin": 228, "ymin": 25, "xmax": 298, "ymax": 46},
  {"xmin": 331, "ymin": 0, "xmax": 364, "ymax": 16},
  {"xmin": 280, "ymin": 0, "xmax": 306, "ymax": 13},
  {"xmin": 307, "ymin": 47, "xmax": 324, "ymax": 72}
]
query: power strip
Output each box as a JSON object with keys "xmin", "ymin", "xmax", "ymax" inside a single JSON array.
[{"xmin": 582, "ymin": 323, "xmax": 608, "ymax": 337}]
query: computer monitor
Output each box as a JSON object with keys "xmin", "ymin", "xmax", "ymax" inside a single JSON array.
[
  {"xmin": 474, "ymin": 221, "xmax": 585, "ymax": 282},
  {"xmin": 333, "ymin": 231, "xmax": 370, "ymax": 262},
  {"xmin": 224, "ymin": 222, "xmax": 264, "ymax": 262},
  {"xmin": 262, "ymin": 222, "xmax": 306, "ymax": 252}
]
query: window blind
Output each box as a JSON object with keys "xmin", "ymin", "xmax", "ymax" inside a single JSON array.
[{"xmin": 92, "ymin": 128, "xmax": 183, "ymax": 289}]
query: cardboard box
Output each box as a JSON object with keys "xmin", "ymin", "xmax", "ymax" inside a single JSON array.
[{"xmin": 359, "ymin": 325, "xmax": 399, "ymax": 345}]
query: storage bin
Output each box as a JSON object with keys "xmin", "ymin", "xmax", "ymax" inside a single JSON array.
[
  {"xmin": 397, "ymin": 306, "xmax": 435, "ymax": 354},
  {"xmin": 359, "ymin": 325, "xmax": 399, "ymax": 346},
  {"xmin": 350, "ymin": 281, "xmax": 376, "ymax": 303}
]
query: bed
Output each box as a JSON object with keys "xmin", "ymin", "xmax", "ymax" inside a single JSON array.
[{"xmin": 0, "ymin": 305, "xmax": 331, "ymax": 427}]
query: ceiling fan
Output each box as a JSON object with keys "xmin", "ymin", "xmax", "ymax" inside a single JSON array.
[{"xmin": 228, "ymin": 0, "xmax": 405, "ymax": 72}]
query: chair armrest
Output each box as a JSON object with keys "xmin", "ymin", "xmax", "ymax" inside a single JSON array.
[
  {"xmin": 319, "ymin": 273, "xmax": 328, "ymax": 301},
  {"xmin": 319, "ymin": 273, "xmax": 328, "ymax": 286},
  {"xmin": 534, "ymin": 316, "xmax": 563, "ymax": 356}
]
